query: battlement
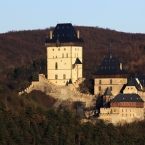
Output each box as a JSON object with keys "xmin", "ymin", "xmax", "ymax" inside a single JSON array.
[
  {"xmin": 19, "ymin": 74, "xmax": 96, "ymax": 107},
  {"xmin": 100, "ymin": 108, "xmax": 111, "ymax": 114}
]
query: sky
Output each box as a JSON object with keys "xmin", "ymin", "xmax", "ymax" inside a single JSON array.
[{"xmin": 0, "ymin": 0, "xmax": 145, "ymax": 34}]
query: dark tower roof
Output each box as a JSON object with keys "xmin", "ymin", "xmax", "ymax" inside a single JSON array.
[
  {"xmin": 134, "ymin": 74, "xmax": 145, "ymax": 87},
  {"xmin": 104, "ymin": 87, "xmax": 113, "ymax": 96},
  {"xmin": 74, "ymin": 58, "xmax": 82, "ymax": 64},
  {"xmin": 126, "ymin": 78, "xmax": 141, "ymax": 90},
  {"xmin": 45, "ymin": 23, "xmax": 84, "ymax": 43},
  {"xmin": 93, "ymin": 56, "xmax": 128, "ymax": 75}
]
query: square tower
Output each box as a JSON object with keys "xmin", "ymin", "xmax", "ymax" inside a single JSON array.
[{"xmin": 45, "ymin": 23, "xmax": 84, "ymax": 85}]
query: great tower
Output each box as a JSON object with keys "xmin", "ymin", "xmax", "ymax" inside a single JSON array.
[{"xmin": 45, "ymin": 23, "xmax": 84, "ymax": 85}]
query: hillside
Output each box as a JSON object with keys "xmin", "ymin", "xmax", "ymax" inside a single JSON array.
[{"xmin": 1, "ymin": 26, "xmax": 145, "ymax": 77}]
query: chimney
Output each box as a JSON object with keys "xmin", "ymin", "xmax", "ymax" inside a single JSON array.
[
  {"xmin": 120, "ymin": 63, "xmax": 122, "ymax": 70},
  {"xmin": 50, "ymin": 30, "xmax": 52, "ymax": 39},
  {"xmin": 77, "ymin": 30, "xmax": 80, "ymax": 39}
]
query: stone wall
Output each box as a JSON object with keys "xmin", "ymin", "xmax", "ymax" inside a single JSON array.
[{"xmin": 19, "ymin": 74, "xmax": 96, "ymax": 107}]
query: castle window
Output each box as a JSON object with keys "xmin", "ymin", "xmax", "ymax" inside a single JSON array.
[
  {"xmin": 52, "ymin": 49, "xmax": 54, "ymax": 51},
  {"xmin": 56, "ymin": 56, "xmax": 57, "ymax": 58},
  {"xmin": 64, "ymin": 48, "xmax": 66, "ymax": 50},
  {"xmin": 99, "ymin": 86, "xmax": 101, "ymax": 91},
  {"xmin": 114, "ymin": 109, "xmax": 116, "ymax": 112},
  {"xmin": 63, "ymin": 74, "xmax": 66, "ymax": 79},
  {"xmin": 55, "ymin": 74, "xmax": 58, "ymax": 79},
  {"xmin": 110, "ymin": 86, "xmax": 112, "ymax": 91},
  {"xmin": 66, "ymin": 53, "xmax": 68, "ymax": 58},
  {"xmin": 55, "ymin": 62, "xmax": 58, "ymax": 70},
  {"xmin": 58, "ymin": 48, "xmax": 60, "ymax": 51},
  {"xmin": 62, "ymin": 53, "xmax": 64, "ymax": 58},
  {"xmin": 99, "ymin": 80, "xmax": 101, "ymax": 84},
  {"xmin": 110, "ymin": 79, "xmax": 112, "ymax": 84}
]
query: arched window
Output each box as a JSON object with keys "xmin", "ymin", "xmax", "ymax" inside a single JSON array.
[{"xmin": 55, "ymin": 62, "xmax": 58, "ymax": 70}]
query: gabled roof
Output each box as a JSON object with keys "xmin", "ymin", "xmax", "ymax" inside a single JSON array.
[
  {"xmin": 134, "ymin": 74, "xmax": 145, "ymax": 87},
  {"xmin": 127, "ymin": 78, "xmax": 141, "ymax": 90},
  {"xmin": 110, "ymin": 93, "xmax": 144, "ymax": 103},
  {"xmin": 104, "ymin": 87, "xmax": 113, "ymax": 96},
  {"xmin": 45, "ymin": 23, "xmax": 84, "ymax": 43},
  {"xmin": 93, "ymin": 56, "xmax": 128, "ymax": 75},
  {"xmin": 74, "ymin": 58, "xmax": 82, "ymax": 64}
]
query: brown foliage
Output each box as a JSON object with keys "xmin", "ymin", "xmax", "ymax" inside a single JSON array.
[{"xmin": 1, "ymin": 26, "xmax": 145, "ymax": 77}]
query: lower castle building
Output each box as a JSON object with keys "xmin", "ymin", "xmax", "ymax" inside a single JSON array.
[{"xmin": 93, "ymin": 48, "xmax": 145, "ymax": 124}]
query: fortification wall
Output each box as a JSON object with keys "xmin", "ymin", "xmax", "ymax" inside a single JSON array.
[{"xmin": 19, "ymin": 74, "xmax": 96, "ymax": 107}]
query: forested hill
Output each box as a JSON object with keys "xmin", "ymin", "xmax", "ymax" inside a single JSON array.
[{"xmin": 1, "ymin": 26, "xmax": 145, "ymax": 77}]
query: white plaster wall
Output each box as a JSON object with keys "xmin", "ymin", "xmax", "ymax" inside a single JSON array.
[{"xmin": 47, "ymin": 46, "xmax": 82, "ymax": 85}]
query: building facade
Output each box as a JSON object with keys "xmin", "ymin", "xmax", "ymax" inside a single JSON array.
[{"xmin": 45, "ymin": 23, "xmax": 84, "ymax": 85}]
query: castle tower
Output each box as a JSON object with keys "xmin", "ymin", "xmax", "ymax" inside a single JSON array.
[{"xmin": 45, "ymin": 23, "xmax": 84, "ymax": 85}]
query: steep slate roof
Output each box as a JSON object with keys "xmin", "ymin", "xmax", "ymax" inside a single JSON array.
[
  {"xmin": 45, "ymin": 23, "xmax": 84, "ymax": 43},
  {"xmin": 104, "ymin": 87, "xmax": 113, "ymax": 96},
  {"xmin": 74, "ymin": 58, "xmax": 82, "ymax": 64},
  {"xmin": 93, "ymin": 55, "xmax": 128, "ymax": 75},
  {"xmin": 110, "ymin": 93, "xmax": 144, "ymax": 102},
  {"xmin": 134, "ymin": 74, "xmax": 145, "ymax": 87},
  {"xmin": 127, "ymin": 78, "xmax": 141, "ymax": 90}
]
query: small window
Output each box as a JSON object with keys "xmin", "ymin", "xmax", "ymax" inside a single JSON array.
[
  {"xmin": 114, "ymin": 109, "xmax": 116, "ymax": 112},
  {"xmin": 110, "ymin": 86, "xmax": 112, "ymax": 91},
  {"xmin": 99, "ymin": 86, "xmax": 101, "ymax": 91},
  {"xmin": 63, "ymin": 74, "xmax": 66, "ymax": 79},
  {"xmin": 58, "ymin": 48, "xmax": 60, "ymax": 51},
  {"xmin": 52, "ymin": 49, "xmax": 54, "ymax": 51},
  {"xmin": 64, "ymin": 48, "xmax": 66, "ymax": 50},
  {"xmin": 55, "ymin": 74, "xmax": 58, "ymax": 79},
  {"xmin": 66, "ymin": 53, "xmax": 68, "ymax": 58},
  {"xmin": 56, "ymin": 56, "xmax": 57, "ymax": 58},
  {"xmin": 99, "ymin": 80, "xmax": 101, "ymax": 84},
  {"xmin": 110, "ymin": 79, "xmax": 112, "ymax": 84},
  {"xmin": 62, "ymin": 53, "xmax": 64, "ymax": 58},
  {"xmin": 55, "ymin": 62, "xmax": 58, "ymax": 70}
]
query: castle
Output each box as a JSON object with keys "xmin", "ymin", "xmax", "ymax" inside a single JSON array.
[{"xmin": 19, "ymin": 23, "xmax": 145, "ymax": 125}]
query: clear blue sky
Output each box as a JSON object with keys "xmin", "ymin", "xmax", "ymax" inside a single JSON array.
[{"xmin": 0, "ymin": 0, "xmax": 145, "ymax": 34}]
